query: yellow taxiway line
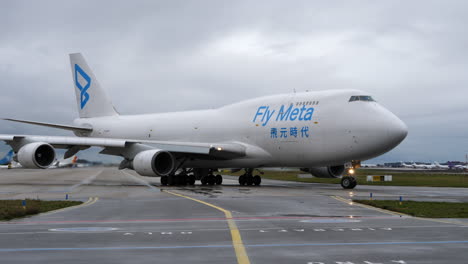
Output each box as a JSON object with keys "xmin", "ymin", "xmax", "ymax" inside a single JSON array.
[
  {"xmin": 40, "ymin": 197, "xmax": 99, "ymax": 217},
  {"xmin": 163, "ymin": 190, "xmax": 250, "ymax": 264}
]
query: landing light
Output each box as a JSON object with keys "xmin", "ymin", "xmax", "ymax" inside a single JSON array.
[
  {"xmin": 348, "ymin": 168, "xmax": 355, "ymax": 175},
  {"xmin": 217, "ymin": 147, "xmax": 223, "ymax": 151}
]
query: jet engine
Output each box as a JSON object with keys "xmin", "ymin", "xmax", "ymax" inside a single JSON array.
[
  {"xmin": 17, "ymin": 142, "xmax": 56, "ymax": 169},
  {"xmin": 133, "ymin": 149, "xmax": 176, "ymax": 177},
  {"xmin": 304, "ymin": 165, "xmax": 345, "ymax": 178}
]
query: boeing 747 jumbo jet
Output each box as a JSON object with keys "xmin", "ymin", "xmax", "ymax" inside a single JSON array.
[{"xmin": 0, "ymin": 53, "xmax": 407, "ymax": 189}]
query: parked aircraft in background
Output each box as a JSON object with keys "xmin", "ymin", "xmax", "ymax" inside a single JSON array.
[
  {"xmin": 453, "ymin": 164, "xmax": 468, "ymax": 171},
  {"xmin": 0, "ymin": 150, "xmax": 14, "ymax": 165},
  {"xmin": 361, "ymin": 163, "xmax": 377, "ymax": 168},
  {"xmin": 50, "ymin": 155, "xmax": 78, "ymax": 168},
  {"xmin": 0, "ymin": 150, "xmax": 21, "ymax": 169},
  {"xmin": 401, "ymin": 162, "xmax": 414, "ymax": 168},
  {"xmin": 0, "ymin": 53, "xmax": 407, "ymax": 189},
  {"xmin": 433, "ymin": 162, "xmax": 450, "ymax": 170},
  {"xmin": 410, "ymin": 162, "xmax": 434, "ymax": 169}
]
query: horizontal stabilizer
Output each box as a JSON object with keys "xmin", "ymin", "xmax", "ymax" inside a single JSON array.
[{"xmin": 2, "ymin": 118, "xmax": 93, "ymax": 133}]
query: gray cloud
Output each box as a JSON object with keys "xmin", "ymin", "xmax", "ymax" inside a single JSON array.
[{"xmin": 1, "ymin": 0, "xmax": 467, "ymax": 163}]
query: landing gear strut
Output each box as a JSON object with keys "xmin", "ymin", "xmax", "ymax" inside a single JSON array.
[{"xmin": 239, "ymin": 169, "xmax": 262, "ymax": 186}]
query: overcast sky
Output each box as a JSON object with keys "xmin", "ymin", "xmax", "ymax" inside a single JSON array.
[{"xmin": 0, "ymin": 0, "xmax": 467, "ymax": 163}]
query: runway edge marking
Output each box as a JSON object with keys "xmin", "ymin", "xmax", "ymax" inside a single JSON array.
[
  {"xmin": 332, "ymin": 196, "xmax": 468, "ymax": 226},
  {"xmin": 331, "ymin": 196, "xmax": 407, "ymax": 217},
  {"xmin": 163, "ymin": 190, "xmax": 250, "ymax": 264},
  {"xmin": 39, "ymin": 197, "xmax": 99, "ymax": 217}
]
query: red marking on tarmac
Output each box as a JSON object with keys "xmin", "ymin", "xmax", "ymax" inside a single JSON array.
[{"xmin": 2, "ymin": 216, "xmax": 402, "ymax": 225}]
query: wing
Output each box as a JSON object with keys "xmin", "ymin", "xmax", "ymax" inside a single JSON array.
[
  {"xmin": 1, "ymin": 118, "xmax": 93, "ymax": 134},
  {"xmin": 0, "ymin": 134, "xmax": 247, "ymax": 160}
]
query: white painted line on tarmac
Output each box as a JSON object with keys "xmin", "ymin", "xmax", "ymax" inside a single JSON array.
[
  {"xmin": 65, "ymin": 170, "xmax": 103, "ymax": 192},
  {"xmin": 120, "ymin": 170, "xmax": 160, "ymax": 192}
]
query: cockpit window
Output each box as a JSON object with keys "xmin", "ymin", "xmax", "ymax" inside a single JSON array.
[{"xmin": 349, "ymin": 95, "xmax": 375, "ymax": 102}]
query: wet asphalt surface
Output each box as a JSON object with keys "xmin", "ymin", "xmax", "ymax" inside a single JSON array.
[{"xmin": 0, "ymin": 167, "xmax": 466, "ymax": 264}]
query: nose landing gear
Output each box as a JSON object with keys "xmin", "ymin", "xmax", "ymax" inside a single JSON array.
[
  {"xmin": 341, "ymin": 161, "xmax": 360, "ymax": 189},
  {"xmin": 341, "ymin": 176, "xmax": 357, "ymax": 189}
]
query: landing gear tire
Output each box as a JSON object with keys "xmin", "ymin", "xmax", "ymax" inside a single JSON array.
[
  {"xmin": 253, "ymin": 175, "xmax": 261, "ymax": 186},
  {"xmin": 201, "ymin": 176, "xmax": 208, "ymax": 185},
  {"xmin": 246, "ymin": 175, "xmax": 254, "ymax": 186},
  {"xmin": 239, "ymin": 174, "xmax": 246, "ymax": 186},
  {"xmin": 215, "ymin": 174, "xmax": 223, "ymax": 185},
  {"xmin": 188, "ymin": 175, "xmax": 196, "ymax": 185},
  {"xmin": 161, "ymin": 176, "xmax": 168, "ymax": 186},
  {"xmin": 207, "ymin": 175, "xmax": 215, "ymax": 186},
  {"xmin": 349, "ymin": 179, "xmax": 357, "ymax": 189},
  {"xmin": 341, "ymin": 176, "xmax": 357, "ymax": 189}
]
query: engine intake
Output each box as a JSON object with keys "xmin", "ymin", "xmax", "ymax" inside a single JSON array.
[
  {"xmin": 17, "ymin": 142, "xmax": 56, "ymax": 169},
  {"xmin": 305, "ymin": 165, "xmax": 345, "ymax": 178},
  {"xmin": 133, "ymin": 149, "xmax": 176, "ymax": 177}
]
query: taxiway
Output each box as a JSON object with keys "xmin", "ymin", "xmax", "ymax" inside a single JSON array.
[{"xmin": 0, "ymin": 167, "xmax": 466, "ymax": 264}]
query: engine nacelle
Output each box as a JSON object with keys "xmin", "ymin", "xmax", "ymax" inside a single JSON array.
[
  {"xmin": 305, "ymin": 165, "xmax": 345, "ymax": 178},
  {"xmin": 17, "ymin": 142, "xmax": 56, "ymax": 169},
  {"xmin": 133, "ymin": 149, "xmax": 176, "ymax": 177}
]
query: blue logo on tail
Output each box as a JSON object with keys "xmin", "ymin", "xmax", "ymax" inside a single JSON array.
[{"xmin": 74, "ymin": 64, "xmax": 91, "ymax": 109}]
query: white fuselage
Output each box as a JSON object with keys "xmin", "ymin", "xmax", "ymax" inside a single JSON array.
[{"xmin": 74, "ymin": 90, "xmax": 407, "ymax": 169}]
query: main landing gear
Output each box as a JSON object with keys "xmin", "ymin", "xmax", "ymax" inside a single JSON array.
[
  {"xmin": 160, "ymin": 169, "xmax": 223, "ymax": 186},
  {"xmin": 200, "ymin": 174, "xmax": 223, "ymax": 186},
  {"xmin": 160, "ymin": 170, "xmax": 196, "ymax": 186},
  {"xmin": 238, "ymin": 169, "xmax": 262, "ymax": 186},
  {"xmin": 340, "ymin": 176, "xmax": 357, "ymax": 189}
]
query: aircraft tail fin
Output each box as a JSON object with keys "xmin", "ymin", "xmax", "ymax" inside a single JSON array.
[
  {"xmin": 70, "ymin": 53, "xmax": 118, "ymax": 118},
  {"xmin": 0, "ymin": 150, "xmax": 14, "ymax": 165}
]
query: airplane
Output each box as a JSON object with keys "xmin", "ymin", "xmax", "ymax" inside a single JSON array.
[
  {"xmin": 0, "ymin": 150, "xmax": 14, "ymax": 165},
  {"xmin": 0, "ymin": 53, "xmax": 408, "ymax": 189},
  {"xmin": 49, "ymin": 155, "xmax": 78, "ymax": 168},
  {"xmin": 0, "ymin": 150, "xmax": 21, "ymax": 169},
  {"xmin": 410, "ymin": 162, "xmax": 434, "ymax": 169},
  {"xmin": 401, "ymin": 162, "xmax": 414, "ymax": 168},
  {"xmin": 433, "ymin": 162, "xmax": 450, "ymax": 170},
  {"xmin": 453, "ymin": 164, "xmax": 468, "ymax": 171}
]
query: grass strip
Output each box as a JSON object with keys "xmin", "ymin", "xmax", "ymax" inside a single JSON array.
[
  {"xmin": 354, "ymin": 200, "xmax": 468, "ymax": 218},
  {"xmin": 0, "ymin": 199, "xmax": 82, "ymax": 221},
  {"xmin": 223, "ymin": 169, "xmax": 468, "ymax": 187}
]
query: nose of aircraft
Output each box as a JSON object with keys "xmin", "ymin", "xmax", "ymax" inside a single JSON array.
[
  {"xmin": 387, "ymin": 115, "xmax": 408, "ymax": 147},
  {"xmin": 354, "ymin": 104, "xmax": 408, "ymax": 159}
]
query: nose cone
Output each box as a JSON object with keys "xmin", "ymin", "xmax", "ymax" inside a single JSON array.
[
  {"xmin": 350, "ymin": 104, "xmax": 408, "ymax": 160},
  {"xmin": 387, "ymin": 116, "xmax": 408, "ymax": 147}
]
